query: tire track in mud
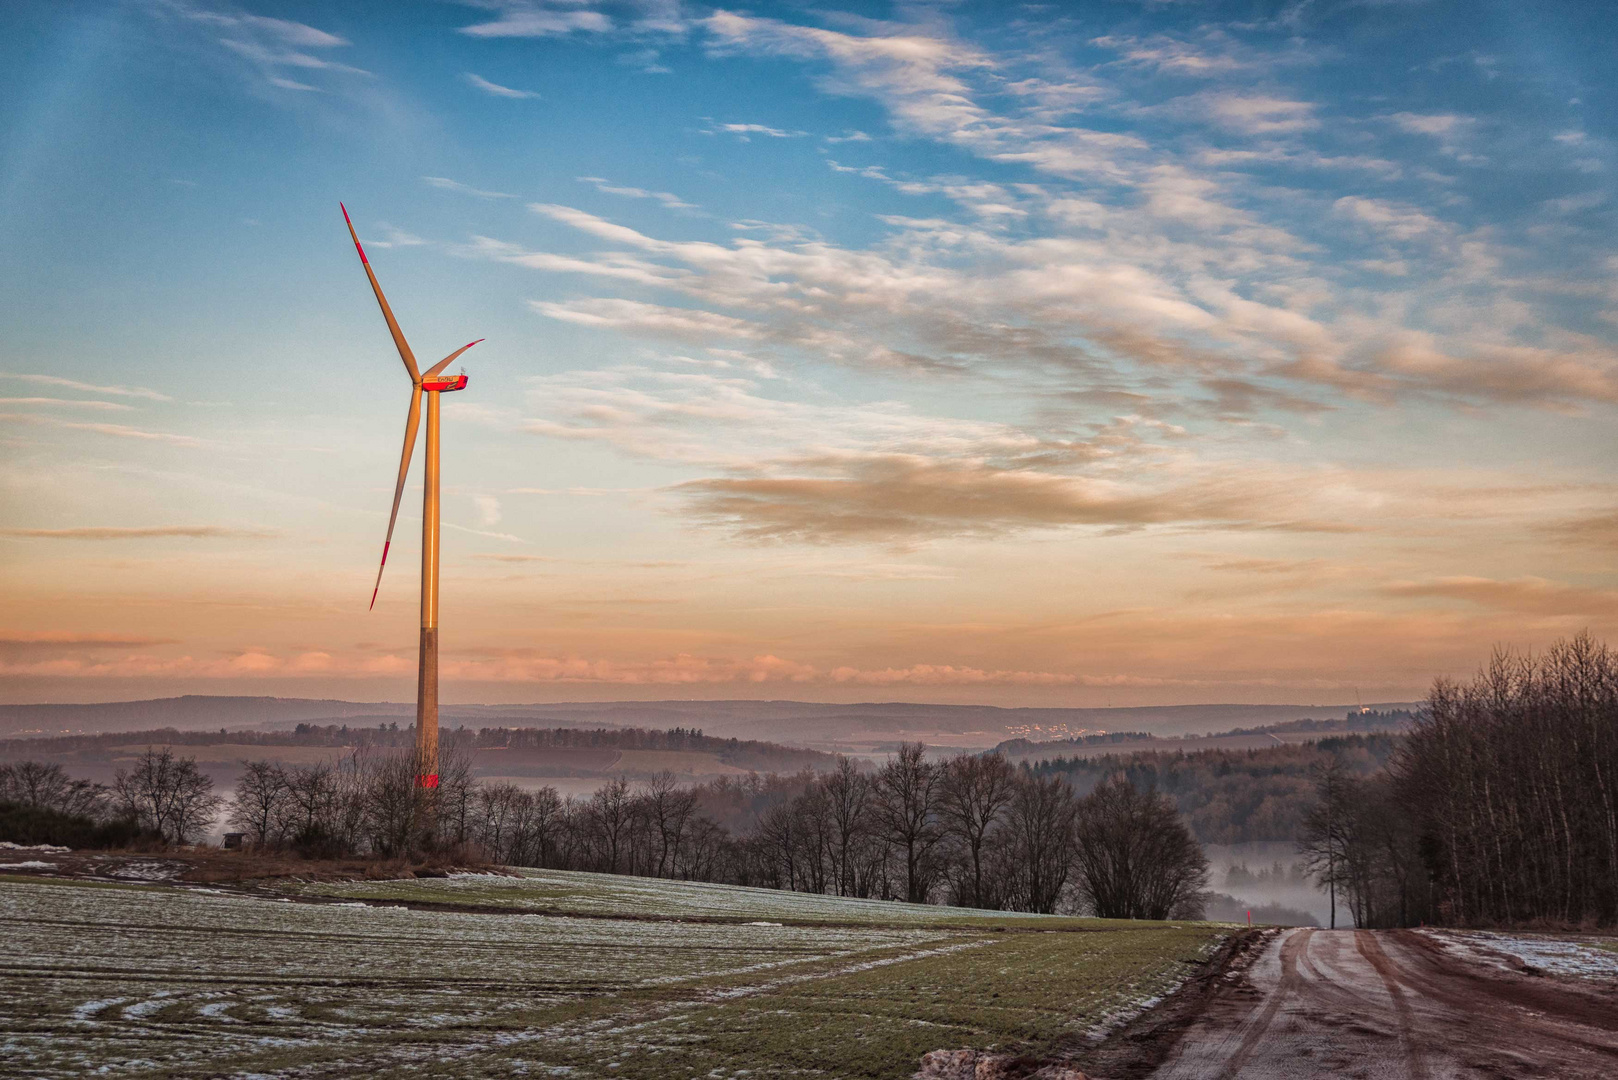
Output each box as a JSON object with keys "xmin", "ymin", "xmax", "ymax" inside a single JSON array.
[
  {"xmin": 1149, "ymin": 927, "xmax": 1618, "ymax": 1079},
  {"xmin": 1353, "ymin": 930, "xmax": 1427, "ymax": 1080},
  {"xmin": 1209, "ymin": 928, "xmax": 1309, "ymax": 1080}
]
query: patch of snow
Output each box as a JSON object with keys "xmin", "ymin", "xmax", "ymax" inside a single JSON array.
[
  {"xmin": 72, "ymin": 997, "xmax": 129, "ymax": 1022},
  {"xmin": 0, "ymin": 861, "xmax": 55, "ymax": 869},
  {"xmin": 1425, "ymin": 929, "xmax": 1618, "ymax": 981},
  {"xmin": 123, "ymin": 992, "xmax": 180, "ymax": 1019},
  {"xmin": 107, "ymin": 861, "xmax": 182, "ymax": 881},
  {"xmin": 0, "ymin": 842, "xmax": 69, "ymax": 853}
]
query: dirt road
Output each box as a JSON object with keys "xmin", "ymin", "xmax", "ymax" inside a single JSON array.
[{"xmin": 1149, "ymin": 928, "xmax": 1618, "ymax": 1079}]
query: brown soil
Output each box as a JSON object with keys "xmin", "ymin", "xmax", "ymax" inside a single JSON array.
[{"xmin": 1142, "ymin": 927, "xmax": 1618, "ymax": 1079}]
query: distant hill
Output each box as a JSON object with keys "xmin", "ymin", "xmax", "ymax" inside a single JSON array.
[
  {"xmin": 990, "ymin": 709, "xmax": 1418, "ymax": 763},
  {"xmin": 0, "ymin": 723, "xmax": 837, "ymax": 792},
  {"xmin": 0, "ymin": 695, "xmax": 1421, "ymax": 749}
]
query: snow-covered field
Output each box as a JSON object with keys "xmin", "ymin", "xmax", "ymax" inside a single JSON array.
[
  {"xmin": 285, "ymin": 866, "xmax": 1067, "ymax": 925},
  {"xmin": 1424, "ymin": 928, "xmax": 1618, "ymax": 981},
  {"xmin": 0, "ymin": 873, "xmax": 1222, "ymax": 1079}
]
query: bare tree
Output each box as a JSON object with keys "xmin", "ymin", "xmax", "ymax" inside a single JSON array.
[
  {"xmin": 283, "ymin": 761, "xmax": 343, "ymax": 853},
  {"xmin": 0, "ymin": 761, "xmax": 107, "ymax": 819},
  {"xmin": 938, "ymin": 753, "xmax": 1016, "ymax": 909},
  {"xmin": 1299, "ymin": 760, "xmax": 1353, "ymax": 928},
  {"xmin": 231, "ymin": 760, "xmax": 291, "ymax": 847},
  {"xmin": 113, "ymin": 748, "xmax": 223, "ymax": 844},
  {"xmin": 639, "ymin": 771, "xmax": 700, "ymax": 878},
  {"xmin": 473, "ymin": 781, "xmax": 523, "ymax": 859},
  {"xmin": 1002, "ymin": 772, "xmax": 1078, "ymax": 913},
  {"xmin": 365, "ymin": 753, "xmax": 425, "ymax": 858},
  {"xmin": 1073, "ymin": 776, "xmax": 1207, "ymax": 920},
  {"xmin": 756, "ymin": 800, "xmax": 801, "ymax": 890},
  {"xmin": 435, "ymin": 744, "xmax": 477, "ymax": 848},
  {"xmin": 589, "ymin": 777, "xmax": 635, "ymax": 873},
  {"xmin": 873, "ymin": 742, "xmax": 942, "ymax": 903},
  {"xmin": 823, "ymin": 757, "xmax": 873, "ymax": 896}
]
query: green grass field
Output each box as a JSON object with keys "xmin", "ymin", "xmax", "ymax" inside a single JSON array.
[
  {"xmin": 275, "ymin": 866, "xmax": 1153, "ymax": 929},
  {"xmin": 1, "ymin": 872, "xmax": 1225, "ymax": 1079}
]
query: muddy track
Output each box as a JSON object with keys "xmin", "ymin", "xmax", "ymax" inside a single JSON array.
[
  {"xmin": 1142, "ymin": 927, "xmax": 1618, "ymax": 1079},
  {"xmin": 1016, "ymin": 929, "xmax": 1272, "ymax": 1080}
]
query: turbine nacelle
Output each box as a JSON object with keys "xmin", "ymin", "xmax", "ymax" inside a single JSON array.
[{"xmin": 421, "ymin": 373, "xmax": 469, "ymax": 393}]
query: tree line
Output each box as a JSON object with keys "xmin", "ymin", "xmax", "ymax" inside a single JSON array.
[
  {"xmin": 1, "ymin": 741, "xmax": 1210, "ymax": 919},
  {"xmin": 0, "ymin": 754, "xmax": 200, "ymax": 848},
  {"xmin": 228, "ymin": 742, "xmax": 1206, "ymax": 916},
  {"xmin": 1301, "ymin": 635, "xmax": 1618, "ymax": 928}
]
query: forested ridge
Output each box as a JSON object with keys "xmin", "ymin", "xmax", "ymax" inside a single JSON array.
[
  {"xmin": 1029, "ymin": 735, "xmax": 1397, "ymax": 844},
  {"xmin": 0, "ymin": 724, "xmax": 834, "ymax": 773}
]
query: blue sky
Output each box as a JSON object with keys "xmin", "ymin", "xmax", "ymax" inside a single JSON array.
[{"xmin": 2, "ymin": 0, "xmax": 1615, "ymax": 705}]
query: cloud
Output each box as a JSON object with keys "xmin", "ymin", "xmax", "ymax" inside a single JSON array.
[
  {"xmin": 1195, "ymin": 93, "xmax": 1319, "ymax": 135},
  {"xmin": 1371, "ymin": 336, "xmax": 1618, "ymax": 407},
  {"xmin": 1389, "ymin": 112, "xmax": 1467, "ymax": 137},
  {"xmin": 1, "ymin": 373, "xmax": 169, "ymax": 401},
  {"xmin": 423, "ymin": 176, "xmax": 515, "ymax": 199},
  {"xmin": 5, "ymin": 645, "xmax": 1025, "ymax": 687},
  {"xmin": 492, "ymin": 179, "xmax": 1618, "ymax": 414},
  {"xmin": 464, "ymin": 72, "xmax": 539, "ymax": 99},
  {"xmin": 618, "ymin": 48, "xmax": 673, "ymax": 74},
  {"xmin": 218, "ymin": 38, "xmax": 369, "ymax": 76},
  {"xmin": 1333, "ymin": 196, "xmax": 1443, "ymax": 241},
  {"xmin": 0, "ymin": 414, "xmax": 201, "ymax": 446},
  {"xmin": 529, "ymin": 298, "xmax": 761, "ymax": 341},
  {"xmin": 367, "ymin": 223, "xmax": 427, "ymax": 248},
  {"xmin": 1202, "ymin": 556, "xmax": 1332, "ymax": 575},
  {"xmin": 1543, "ymin": 510, "xmax": 1618, "ymax": 551},
  {"xmin": 240, "ymin": 14, "xmax": 347, "ymax": 48},
  {"xmin": 473, "ymin": 495, "xmax": 503, "ymax": 526},
  {"xmin": 1383, "ymin": 576, "xmax": 1618, "ymax": 618},
  {"xmin": 1387, "ymin": 112, "xmax": 1478, "ymax": 159},
  {"xmin": 150, "ymin": 5, "xmax": 370, "ymax": 96},
  {"xmin": 0, "ymin": 397, "xmax": 134, "ymax": 411},
  {"xmin": 673, "ymin": 454, "xmax": 1358, "ymax": 544},
  {"xmin": 577, "ymin": 176, "xmax": 694, "ymax": 210},
  {"xmin": 181, "ymin": 10, "xmax": 348, "ymax": 48},
  {"xmin": 1091, "ymin": 33, "xmax": 1249, "ymax": 76},
  {"xmin": 445, "ymin": 522, "xmax": 526, "ymax": 543},
  {"xmin": 828, "ymin": 664, "xmax": 1076, "ymax": 686},
  {"xmin": 0, "ymin": 633, "xmax": 178, "ymax": 653},
  {"xmin": 0, "ymin": 526, "xmax": 277, "ymax": 540},
  {"xmin": 459, "ymin": 3, "xmax": 612, "ymax": 38},
  {"xmin": 707, "ymin": 122, "xmax": 806, "ymax": 140},
  {"xmin": 703, "ymin": 13, "xmax": 994, "ymax": 139},
  {"xmin": 474, "ymin": 553, "xmax": 559, "ymax": 563}
]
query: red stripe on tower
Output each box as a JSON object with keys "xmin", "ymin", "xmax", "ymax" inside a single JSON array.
[{"xmin": 416, "ymin": 774, "xmax": 440, "ymax": 789}]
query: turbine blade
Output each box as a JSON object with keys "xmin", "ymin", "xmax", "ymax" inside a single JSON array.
[
  {"xmin": 423, "ymin": 339, "xmax": 484, "ymax": 380},
  {"xmin": 341, "ymin": 203, "xmax": 421, "ymax": 383},
  {"xmin": 370, "ymin": 385, "xmax": 423, "ymax": 610}
]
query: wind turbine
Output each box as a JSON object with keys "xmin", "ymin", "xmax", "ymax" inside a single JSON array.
[{"xmin": 342, "ymin": 203, "xmax": 481, "ymax": 792}]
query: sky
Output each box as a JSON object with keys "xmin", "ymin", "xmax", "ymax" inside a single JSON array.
[{"xmin": 1, "ymin": 0, "xmax": 1615, "ymax": 707}]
